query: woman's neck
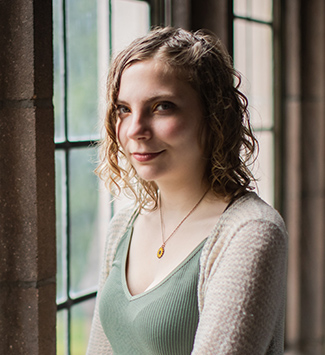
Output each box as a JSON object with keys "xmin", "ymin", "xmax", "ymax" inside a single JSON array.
[{"xmin": 157, "ymin": 181, "xmax": 210, "ymax": 215}]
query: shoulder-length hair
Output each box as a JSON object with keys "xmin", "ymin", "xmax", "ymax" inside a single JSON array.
[{"xmin": 96, "ymin": 27, "xmax": 258, "ymax": 209}]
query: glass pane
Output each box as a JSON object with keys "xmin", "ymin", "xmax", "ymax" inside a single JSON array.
[
  {"xmin": 67, "ymin": 0, "xmax": 99, "ymax": 141},
  {"xmin": 55, "ymin": 150, "xmax": 67, "ymax": 302},
  {"xmin": 252, "ymin": 131, "xmax": 274, "ymax": 206},
  {"xmin": 234, "ymin": 0, "xmax": 248, "ymax": 16},
  {"xmin": 71, "ymin": 298, "xmax": 96, "ymax": 355},
  {"xmin": 112, "ymin": 0, "xmax": 150, "ymax": 56},
  {"xmin": 234, "ymin": 0, "xmax": 273, "ymax": 23},
  {"xmin": 234, "ymin": 19, "xmax": 273, "ymax": 130},
  {"xmin": 57, "ymin": 310, "xmax": 68, "ymax": 355},
  {"xmin": 53, "ymin": 0, "xmax": 65, "ymax": 142},
  {"xmin": 69, "ymin": 147, "xmax": 102, "ymax": 295}
]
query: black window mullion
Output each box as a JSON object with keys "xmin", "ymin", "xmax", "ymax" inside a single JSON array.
[
  {"xmin": 55, "ymin": 140, "xmax": 97, "ymax": 150},
  {"xmin": 61, "ymin": 0, "xmax": 68, "ymax": 143},
  {"xmin": 65, "ymin": 148, "xmax": 71, "ymax": 355},
  {"xmin": 234, "ymin": 15, "xmax": 273, "ymax": 27}
]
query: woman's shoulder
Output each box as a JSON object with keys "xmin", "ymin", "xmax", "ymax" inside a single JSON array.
[
  {"xmin": 103, "ymin": 202, "xmax": 139, "ymax": 257},
  {"xmin": 222, "ymin": 191, "xmax": 287, "ymax": 234},
  {"xmin": 201, "ymin": 192, "xmax": 287, "ymax": 264},
  {"xmin": 108, "ymin": 202, "xmax": 139, "ymax": 231}
]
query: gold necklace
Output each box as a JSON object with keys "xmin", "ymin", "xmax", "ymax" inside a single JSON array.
[{"xmin": 157, "ymin": 189, "xmax": 209, "ymax": 259}]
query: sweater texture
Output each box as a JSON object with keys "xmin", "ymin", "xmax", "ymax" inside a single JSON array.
[{"xmin": 86, "ymin": 192, "xmax": 288, "ymax": 355}]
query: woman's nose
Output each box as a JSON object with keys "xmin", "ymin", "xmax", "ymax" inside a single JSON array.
[{"xmin": 127, "ymin": 112, "xmax": 151, "ymax": 140}]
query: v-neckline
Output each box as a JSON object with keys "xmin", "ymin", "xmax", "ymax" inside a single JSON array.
[
  {"xmin": 121, "ymin": 193, "xmax": 246, "ymax": 301},
  {"xmin": 122, "ymin": 226, "xmax": 207, "ymax": 301}
]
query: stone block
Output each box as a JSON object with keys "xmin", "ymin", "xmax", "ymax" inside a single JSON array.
[
  {"xmin": 0, "ymin": 106, "xmax": 55, "ymax": 282},
  {"xmin": 0, "ymin": 0, "xmax": 34, "ymax": 101},
  {"xmin": 0, "ymin": 0, "xmax": 52, "ymax": 101},
  {"xmin": 0, "ymin": 282, "xmax": 56, "ymax": 355}
]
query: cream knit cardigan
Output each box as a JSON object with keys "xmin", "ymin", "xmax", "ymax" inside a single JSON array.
[{"xmin": 86, "ymin": 192, "xmax": 287, "ymax": 355}]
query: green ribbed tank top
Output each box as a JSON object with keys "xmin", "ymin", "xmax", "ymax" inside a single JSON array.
[{"xmin": 99, "ymin": 222, "xmax": 206, "ymax": 355}]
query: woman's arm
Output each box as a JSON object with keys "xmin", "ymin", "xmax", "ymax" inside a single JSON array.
[
  {"xmin": 86, "ymin": 300, "xmax": 112, "ymax": 354},
  {"xmin": 86, "ymin": 236, "xmax": 113, "ymax": 355},
  {"xmin": 192, "ymin": 220, "xmax": 287, "ymax": 355}
]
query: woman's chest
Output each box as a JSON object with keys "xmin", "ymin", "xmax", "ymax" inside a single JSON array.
[{"xmin": 99, "ymin": 228, "xmax": 203, "ymax": 354}]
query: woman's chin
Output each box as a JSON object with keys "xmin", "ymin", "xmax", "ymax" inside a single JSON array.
[
  {"xmin": 134, "ymin": 169, "xmax": 160, "ymax": 183},
  {"xmin": 134, "ymin": 166, "xmax": 170, "ymax": 183}
]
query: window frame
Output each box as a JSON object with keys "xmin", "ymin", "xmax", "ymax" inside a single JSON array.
[
  {"xmin": 231, "ymin": 0, "xmax": 282, "ymax": 211},
  {"xmin": 54, "ymin": 1, "xmax": 163, "ymax": 353},
  {"xmin": 54, "ymin": 1, "xmax": 283, "ymax": 353}
]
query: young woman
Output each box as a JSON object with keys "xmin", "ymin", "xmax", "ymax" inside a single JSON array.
[{"xmin": 87, "ymin": 27, "xmax": 287, "ymax": 355}]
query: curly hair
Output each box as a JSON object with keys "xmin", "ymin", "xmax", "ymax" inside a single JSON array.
[{"xmin": 96, "ymin": 26, "xmax": 258, "ymax": 209}]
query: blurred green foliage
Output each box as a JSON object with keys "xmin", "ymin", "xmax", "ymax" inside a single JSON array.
[
  {"xmin": 57, "ymin": 301, "xmax": 95, "ymax": 355},
  {"xmin": 69, "ymin": 148, "xmax": 99, "ymax": 293},
  {"xmin": 53, "ymin": 0, "xmax": 99, "ymax": 142},
  {"xmin": 54, "ymin": 0, "xmax": 100, "ymax": 301},
  {"xmin": 66, "ymin": 0, "xmax": 99, "ymax": 140}
]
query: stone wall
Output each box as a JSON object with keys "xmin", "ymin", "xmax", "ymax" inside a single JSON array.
[{"xmin": 0, "ymin": 0, "xmax": 56, "ymax": 354}]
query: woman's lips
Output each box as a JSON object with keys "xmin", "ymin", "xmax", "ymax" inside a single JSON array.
[{"xmin": 132, "ymin": 151, "xmax": 163, "ymax": 162}]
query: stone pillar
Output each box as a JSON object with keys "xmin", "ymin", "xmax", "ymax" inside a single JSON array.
[
  {"xmin": 283, "ymin": 1, "xmax": 302, "ymax": 352},
  {"xmin": 172, "ymin": 0, "xmax": 191, "ymax": 30},
  {"xmin": 283, "ymin": 0, "xmax": 325, "ymax": 354},
  {"xmin": 0, "ymin": 1, "xmax": 56, "ymax": 354},
  {"xmin": 299, "ymin": 0, "xmax": 325, "ymax": 353},
  {"xmin": 190, "ymin": 0, "xmax": 232, "ymax": 51}
]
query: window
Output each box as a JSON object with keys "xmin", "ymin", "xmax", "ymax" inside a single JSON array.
[
  {"xmin": 53, "ymin": 1, "xmax": 279, "ymax": 353},
  {"xmin": 53, "ymin": 1, "xmax": 150, "ymax": 353},
  {"xmin": 233, "ymin": 0, "xmax": 277, "ymax": 207}
]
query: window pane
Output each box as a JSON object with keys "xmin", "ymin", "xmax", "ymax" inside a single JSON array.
[
  {"xmin": 69, "ymin": 147, "xmax": 102, "ymax": 295},
  {"xmin": 71, "ymin": 298, "xmax": 96, "ymax": 355},
  {"xmin": 55, "ymin": 1, "xmax": 152, "ymax": 354},
  {"xmin": 67, "ymin": 0, "xmax": 99, "ymax": 141},
  {"xmin": 234, "ymin": 19, "xmax": 273, "ymax": 130},
  {"xmin": 234, "ymin": 0, "xmax": 272, "ymax": 22},
  {"xmin": 112, "ymin": 0, "xmax": 150, "ymax": 56},
  {"xmin": 55, "ymin": 150, "xmax": 67, "ymax": 302},
  {"xmin": 252, "ymin": 131, "xmax": 274, "ymax": 206},
  {"xmin": 53, "ymin": 0, "xmax": 65, "ymax": 142},
  {"xmin": 57, "ymin": 310, "xmax": 68, "ymax": 355}
]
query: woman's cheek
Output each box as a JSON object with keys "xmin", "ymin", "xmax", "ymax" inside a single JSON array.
[{"xmin": 158, "ymin": 119, "xmax": 183, "ymax": 138}]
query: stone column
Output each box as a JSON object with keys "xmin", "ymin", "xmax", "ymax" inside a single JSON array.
[
  {"xmin": 282, "ymin": 1, "xmax": 302, "ymax": 352},
  {"xmin": 283, "ymin": 0, "xmax": 325, "ymax": 354},
  {"xmin": 0, "ymin": 0, "xmax": 56, "ymax": 354},
  {"xmin": 190, "ymin": 0, "xmax": 232, "ymax": 51},
  {"xmin": 299, "ymin": 0, "xmax": 325, "ymax": 353},
  {"xmin": 172, "ymin": 0, "xmax": 191, "ymax": 30}
]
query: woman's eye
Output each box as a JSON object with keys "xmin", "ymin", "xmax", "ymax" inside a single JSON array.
[
  {"xmin": 117, "ymin": 105, "xmax": 131, "ymax": 116},
  {"xmin": 154, "ymin": 102, "xmax": 175, "ymax": 112}
]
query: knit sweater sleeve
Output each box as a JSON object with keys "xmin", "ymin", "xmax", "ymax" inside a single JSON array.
[
  {"xmin": 86, "ymin": 204, "xmax": 137, "ymax": 355},
  {"xmin": 192, "ymin": 217, "xmax": 287, "ymax": 355}
]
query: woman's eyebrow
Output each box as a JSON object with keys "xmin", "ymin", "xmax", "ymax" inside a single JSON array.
[
  {"xmin": 117, "ymin": 93, "xmax": 178, "ymax": 105},
  {"xmin": 145, "ymin": 93, "xmax": 177, "ymax": 101},
  {"xmin": 115, "ymin": 99, "xmax": 128, "ymax": 105}
]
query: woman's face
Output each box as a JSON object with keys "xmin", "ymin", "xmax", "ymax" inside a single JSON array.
[{"xmin": 116, "ymin": 58, "xmax": 206, "ymax": 187}]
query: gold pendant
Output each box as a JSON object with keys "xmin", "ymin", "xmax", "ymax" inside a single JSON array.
[{"xmin": 157, "ymin": 245, "xmax": 165, "ymax": 258}]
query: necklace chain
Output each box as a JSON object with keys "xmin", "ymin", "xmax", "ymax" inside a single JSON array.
[{"xmin": 157, "ymin": 189, "xmax": 209, "ymax": 259}]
